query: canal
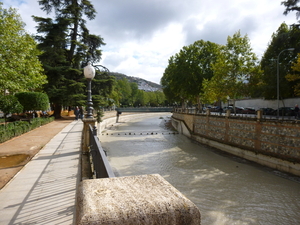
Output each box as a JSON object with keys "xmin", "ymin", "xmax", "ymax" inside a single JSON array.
[{"xmin": 100, "ymin": 113, "xmax": 300, "ymax": 225}]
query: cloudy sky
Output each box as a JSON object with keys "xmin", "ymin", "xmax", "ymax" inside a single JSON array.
[{"xmin": 2, "ymin": 0, "xmax": 297, "ymax": 84}]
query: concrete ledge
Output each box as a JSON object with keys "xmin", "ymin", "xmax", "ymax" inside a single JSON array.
[
  {"xmin": 172, "ymin": 117, "xmax": 191, "ymax": 138},
  {"xmin": 192, "ymin": 135, "xmax": 300, "ymax": 176},
  {"xmin": 76, "ymin": 174, "xmax": 200, "ymax": 224}
]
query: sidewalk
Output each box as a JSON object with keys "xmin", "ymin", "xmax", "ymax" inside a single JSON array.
[{"xmin": 0, "ymin": 120, "xmax": 83, "ymax": 225}]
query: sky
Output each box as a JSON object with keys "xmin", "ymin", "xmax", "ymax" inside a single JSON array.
[{"xmin": 2, "ymin": 0, "xmax": 298, "ymax": 84}]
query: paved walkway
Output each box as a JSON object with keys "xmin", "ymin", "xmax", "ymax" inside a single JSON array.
[{"xmin": 0, "ymin": 120, "xmax": 83, "ymax": 225}]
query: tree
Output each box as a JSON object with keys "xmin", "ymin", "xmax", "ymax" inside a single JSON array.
[
  {"xmin": 116, "ymin": 78, "xmax": 132, "ymax": 106},
  {"xmin": 260, "ymin": 23, "xmax": 299, "ymax": 99},
  {"xmin": 286, "ymin": 53, "xmax": 300, "ymax": 95},
  {"xmin": 0, "ymin": 95, "xmax": 23, "ymax": 122},
  {"xmin": 130, "ymin": 82, "xmax": 139, "ymax": 106},
  {"xmin": 161, "ymin": 56, "xmax": 182, "ymax": 104},
  {"xmin": 33, "ymin": 0, "xmax": 106, "ymax": 118},
  {"xmin": 282, "ymin": 0, "xmax": 300, "ymax": 24},
  {"xmin": 0, "ymin": 3, "xmax": 47, "ymax": 94},
  {"xmin": 204, "ymin": 31, "xmax": 261, "ymax": 111},
  {"xmin": 161, "ymin": 40, "xmax": 221, "ymax": 109},
  {"xmin": 135, "ymin": 90, "xmax": 148, "ymax": 106},
  {"xmin": 91, "ymin": 70, "xmax": 115, "ymax": 109}
]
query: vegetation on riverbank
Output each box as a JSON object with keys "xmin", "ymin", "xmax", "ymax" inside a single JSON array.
[{"xmin": 0, "ymin": 117, "xmax": 54, "ymax": 143}]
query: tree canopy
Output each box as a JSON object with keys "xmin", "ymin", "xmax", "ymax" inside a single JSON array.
[
  {"xmin": 0, "ymin": 3, "xmax": 47, "ymax": 94},
  {"xmin": 203, "ymin": 31, "xmax": 261, "ymax": 106},
  {"xmin": 161, "ymin": 40, "xmax": 221, "ymax": 108},
  {"xmin": 162, "ymin": 33, "xmax": 261, "ymax": 109},
  {"xmin": 260, "ymin": 23, "xmax": 299, "ymax": 99},
  {"xmin": 0, "ymin": 95, "xmax": 23, "ymax": 120},
  {"xmin": 286, "ymin": 53, "xmax": 300, "ymax": 95}
]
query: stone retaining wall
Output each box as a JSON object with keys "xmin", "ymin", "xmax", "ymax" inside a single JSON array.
[{"xmin": 172, "ymin": 112, "xmax": 300, "ymax": 176}]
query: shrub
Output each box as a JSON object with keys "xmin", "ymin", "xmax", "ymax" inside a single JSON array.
[
  {"xmin": 15, "ymin": 92, "xmax": 49, "ymax": 111},
  {"xmin": 0, "ymin": 117, "xmax": 54, "ymax": 143}
]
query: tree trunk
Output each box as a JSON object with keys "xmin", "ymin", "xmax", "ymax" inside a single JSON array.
[
  {"xmin": 53, "ymin": 104, "xmax": 62, "ymax": 119},
  {"xmin": 68, "ymin": 1, "xmax": 79, "ymax": 65},
  {"xmin": 197, "ymin": 96, "xmax": 202, "ymax": 113}
]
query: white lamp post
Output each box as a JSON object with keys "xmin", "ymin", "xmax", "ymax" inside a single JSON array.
[
  {"xmin": 276, "ymin": 48, "xmax": 294, "ymax": 118},
  {"xmin": 83, "ymin": 62, "xmax": 96, "ymax": 118}
]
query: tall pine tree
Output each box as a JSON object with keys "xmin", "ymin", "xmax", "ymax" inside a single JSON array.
[{"xmin": 33, "ymin": 0, "xmax": 106, "ymax": 118}]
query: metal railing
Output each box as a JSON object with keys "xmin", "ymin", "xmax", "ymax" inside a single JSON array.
[
  {"xmin": 173, "ymin": 107, "xmax": 299, "ymax": 121},
  {"xmin": 88, "ymin": 125, "xmax": 115, "ymax": 178}
]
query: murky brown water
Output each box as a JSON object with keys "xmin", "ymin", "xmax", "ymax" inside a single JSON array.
[
  {"xmin": 0, "ymin": 154, "xmax": 30, "ymax": 168},
  {"xmin": 100, "ymin": 113, "xmax": 300, "ymax": 225}
]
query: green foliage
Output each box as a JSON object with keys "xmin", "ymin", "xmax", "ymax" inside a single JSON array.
[
  {"xmin": 96, "ymin": 110, "xmax": 104, "ymax": 123},
  {"xmin": 108, "ymin": 77, "xmax": 166, "ymax": 107},
  {"xmin": 92, "ymin": 71, "xmax": 115, "ymax": 109},
  {"xmin": 116, "ymin": 78, "xmax": 132, "ymax": 106},
  {"xmin": 286, "ymin": 53, "xmax": 300, "ymax": 96},
  {"xmin": 260, "ymin": 23, "xmax": 299, "ymax": 99},
  {"xmin": 202, "ymin": 31, "xmax": 261, "ymax": 107},
  {"xmin": 162, "ymin": 32, "xmax": 262, "ymax": 107},
  {"xmin": 205, "ymin": 31, "xmax": 261, "ymax": 103},
  {"xmin": 15, "ymin": 92, "xmax": 49, "ymax": 111},
  {"xmin": 0, "ymin": 117, "xmax": 54, "ymax": 143},
  {"xmin": 0, "ymin": 3, "xmax": 47, "ymax": 94},
  {"xmin": 0, "ymin": 95, "xmax": 23, "ymax": 119},
  {"xmin": 161, "ymin": 40, "xmax": 221, "ymax": 107}
]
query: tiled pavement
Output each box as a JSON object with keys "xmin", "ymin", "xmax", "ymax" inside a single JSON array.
[{"xmin": 0, "ymin": 120, "xmax": 83, "ymax": 225}]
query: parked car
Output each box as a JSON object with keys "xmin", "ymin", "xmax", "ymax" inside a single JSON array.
[
  {"xmin": 206, "ymin": 106, "xmax": 225, "ymax": 112},
  {"xmin": 259, "ymin": 107, "xmax": 275, "ymax": 115},
  {"xmin": 222, "ymin": 106, "xmax": 244, "ymax": 113},
  {"xmin": 223, "ymin": 106, "xmax": 234, "ymax": 113},
  {"xmin": 234, "ymin": 106, "xmax": 244, "ymax": 114},
  {"xmin": 241, "ymin": 107, "xmax": 256, "ymax": 114},
  {"xmin": 272, "ymin": 107, "xmax": 295, "ymax": 116}
]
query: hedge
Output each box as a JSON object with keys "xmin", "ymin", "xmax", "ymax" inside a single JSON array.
[{"xmin": 0, "ymin": 117, "xmax": 55, "ymax": 143}]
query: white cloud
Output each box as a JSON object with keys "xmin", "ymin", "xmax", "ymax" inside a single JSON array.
[{"xmin": 2, "ymin": 0, "xmax": 298, "ymax": 84}]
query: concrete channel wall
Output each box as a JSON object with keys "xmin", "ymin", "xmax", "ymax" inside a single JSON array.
[{"xmin": 172, "ymin": 112, "xmax": 300, "ymax": 176}]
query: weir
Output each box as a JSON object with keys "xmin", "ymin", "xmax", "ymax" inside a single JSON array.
[{"xmin": 116, "ymin": 107, "xmax": 173, "ymax": 113}]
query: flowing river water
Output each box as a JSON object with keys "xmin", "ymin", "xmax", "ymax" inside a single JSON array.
[{"xmin": 100, "ymin": 113, "xmax": 300, "ymax": 225}]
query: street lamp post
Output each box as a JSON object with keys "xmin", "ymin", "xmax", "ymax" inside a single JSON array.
[
  {"xmin": 277, "ymin": 48, "xmax": 294, "ymax": 118},
  {"xmin": 84, "ymin": 62, "xmax": 95, "ymax": 118}
]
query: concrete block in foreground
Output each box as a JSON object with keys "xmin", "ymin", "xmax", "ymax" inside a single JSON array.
[{"xmin": 76, "ymin": 174, "xmax": 200, "ymax": 224}]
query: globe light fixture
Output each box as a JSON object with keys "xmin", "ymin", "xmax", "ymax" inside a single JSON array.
[{"xmin": 83, "ymin": 62, "xmax": 96, "ymax": 118}]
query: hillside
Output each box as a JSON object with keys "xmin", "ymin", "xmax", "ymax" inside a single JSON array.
[{"xmin": 109, "ymin": 72, "xmax": 162, "ymax": 92}]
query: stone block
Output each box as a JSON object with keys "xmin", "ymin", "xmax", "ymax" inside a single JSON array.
[{"xmin": 76, "ymin": 174, "xmax": 200, "ymax": 224}]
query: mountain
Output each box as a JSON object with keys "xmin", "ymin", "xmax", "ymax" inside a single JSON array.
[{"xmin": 109, "ymin": 72, "xmax": 162, "ymax": 92}]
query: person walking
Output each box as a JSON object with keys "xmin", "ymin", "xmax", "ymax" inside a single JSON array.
[
  {"xmin": 74, "ymin": 106, "xmax": 80, "ymax": 120},
  {"xmin": 79, "ymin": 106, "xmax": 84, "ymax": 119}
]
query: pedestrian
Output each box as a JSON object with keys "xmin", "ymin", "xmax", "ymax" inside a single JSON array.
[
  {"xmin": 79, "ymin": 106, "xmax": 84, "ymax": 119},
  {"xmin": 294, "ymin": 104, "xmax": 299, "ymax": 119},
  {"xmin": 74, "ymin": 106, "xmax": 80, "ymax": 120}
]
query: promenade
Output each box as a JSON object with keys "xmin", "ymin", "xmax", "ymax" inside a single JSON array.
[{"xmin": 0, "ymin": 120, "xmax": 83, "ymax": 225}]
